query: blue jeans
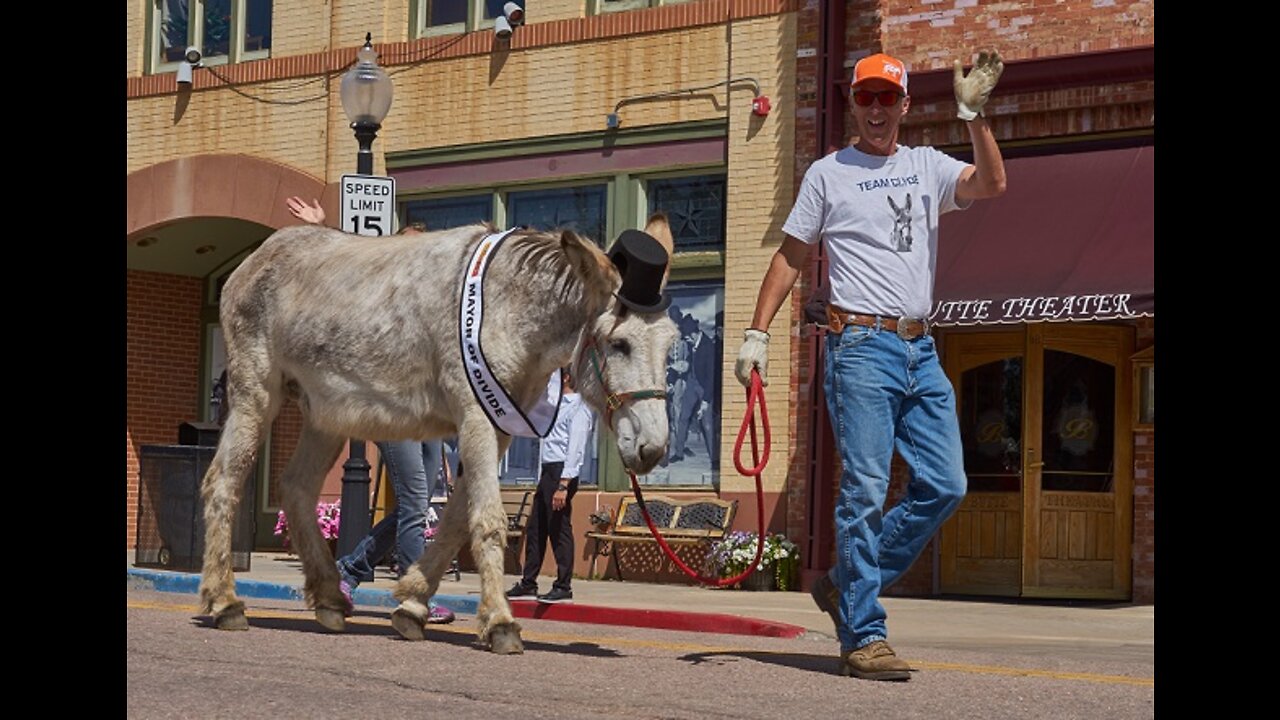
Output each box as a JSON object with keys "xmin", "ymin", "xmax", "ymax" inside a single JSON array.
[
  {"xmin": 336, "ymin": 440, "xmax": 444, "ymax": 588},
  {"xmin": 822, "ymin": 323, "xmax": 967, "ymax": 652}
]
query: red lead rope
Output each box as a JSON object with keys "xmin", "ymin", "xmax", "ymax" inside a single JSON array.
[{"xmin": 627, "ymin": 368, "xmax": 771, "ymax": 586}]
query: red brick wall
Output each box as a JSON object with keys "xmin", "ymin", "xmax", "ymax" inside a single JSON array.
[
  {"xmin": 126, "ymin": 270, "xmax": 203, "ymax": 548},
  {"xmin": 1132, "ymin": 316, "xmax": 1153, "ymax": 603},
  {"xmin": 880, "ymin": 0, "xmax": 1153, "ymax": 66}
]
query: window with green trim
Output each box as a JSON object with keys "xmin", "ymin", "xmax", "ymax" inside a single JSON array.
[
  {"xmin": 415, "ymin": 0, "xmax": 505, "ymax": 37},
  {"xmin": 150, "ymin": 0, "xmax": 271, "ymax": 74},
  {"xmin": 399, "ymin": 168, "xmax": 726, "ymax": 489},
  {"xmin": 405, "ymin": 193, "xmax": 492, "ymax": 230},
  {"xmin": 593, "ymin": 0, "xmax": 696, "ymax": 14}
]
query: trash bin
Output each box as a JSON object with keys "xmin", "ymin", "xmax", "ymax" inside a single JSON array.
[{"xmin": 134, "ymin": 445, "xmax": 256, "ymax": 572}]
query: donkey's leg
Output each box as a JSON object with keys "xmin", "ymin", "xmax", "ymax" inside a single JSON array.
[
  {"xmin": 198, "ymin": 374, "xmax": 279, "ymax": 630},
  {"xmin": 276, "ymin": 424, "xmax": 347, "ymax": 631},
  {"xmin": 468, "ymin": 424, "xmax": 522, "ymax": 653}
]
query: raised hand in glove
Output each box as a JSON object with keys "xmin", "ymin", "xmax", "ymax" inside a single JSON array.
[
  {"xmin": 734, "ymin": 329, "xmax": 770, "ymax": 388},
  {"xmin": 953, "ymin": 49, "xmax": 1004, "ymax": 121}
]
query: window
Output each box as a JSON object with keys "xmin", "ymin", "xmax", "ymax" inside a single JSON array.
[
  {"xmin": 648, "ymin": 175, "xmax": 726, "ymax": 253},
  {"xmin": 398, "ymin": 168, "xmax": 726, "ymax": 489},
  {"xmin": 509, "ymin": 185, "xmax": 608, "ymax": 247},
  {"xmin": 404, "ymin": 193, "xmax": 492, "ymax": 230},
  {"xmin": 414, "ymin": 1, "xmax": 503, "ymax": 37},
  {"xmin": 151, "ymin": 0, "xmax": 271, "ymax": 73},
  {"xmin": 594, "ymin": 0, "xmax": 695, "ymax": 14}
]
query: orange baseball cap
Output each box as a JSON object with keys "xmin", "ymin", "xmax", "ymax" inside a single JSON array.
[{"xmin": 851, "ymin": 53, "xmax": 909, "ymax": 94}]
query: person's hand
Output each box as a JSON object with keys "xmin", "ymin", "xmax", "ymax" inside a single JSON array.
[
  {"xmin": 953, "ymin": 49, "xmax": 1004, "ymax": 121},
  {"xmin": 552, "ymin": 483, "xmax": 569, "ymax": 511},
  {"xmin": 734, "ymin": 329, "xmax": 770, "ymax": 388},
  {"xmin": 286, "ymin": 196, "xmax": 326, "ymax": 225}
]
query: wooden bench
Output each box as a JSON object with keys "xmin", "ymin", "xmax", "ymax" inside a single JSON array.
[
  {"xmin": 502, "ymin": 489, "xmax": 535, "ymax": 574},
  {"xmin": 454, "ymin": 489, "xmax": 536, "ymax": 575},
  {"xmin": 585, "ymin": 495, "xmax": 737, "ymax": 581}
]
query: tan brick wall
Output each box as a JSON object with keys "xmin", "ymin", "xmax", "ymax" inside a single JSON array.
[
  {"xmin": 274, "ymin": 0, "xmax": 340, "ymax": 56},
  {"xmin": 378, "ymin": 25, "xmax": 736, "ymax": 161},
  {"xmin": 127, "ymin": 0, "xmax": 146, "ymax": 77},
  {"xmin": 126, "ymin": 270, "xmax": 204, "ymax": 548},
  {"xmin": 541, "ymin": 0, "xmax": 587, "ymax": 22},
  {"xmin": 718, "ymin": 12, "xmax": 795, "ymax": 496},
  {"xmin": 126, "ymin": 85, "xmax": 331, "ymax": 178}
]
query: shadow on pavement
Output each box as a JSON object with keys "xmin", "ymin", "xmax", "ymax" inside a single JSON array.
[
  {"xmin": 188, "ymin": 612, "xmax": 626, "ymax": 658},
  {"xmin": 677, "ymin": 650, "xmax": 837, "ymax": 675}
]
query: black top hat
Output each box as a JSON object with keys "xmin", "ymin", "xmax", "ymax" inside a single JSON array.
[{"xmin": 608, "ymin": 229, "xmax": 672, "ymax": 313}]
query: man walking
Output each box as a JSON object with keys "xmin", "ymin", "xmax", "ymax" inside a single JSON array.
[{"xmin": 735, "ymin": 49, "xmax": 1007, "ymax": 680}]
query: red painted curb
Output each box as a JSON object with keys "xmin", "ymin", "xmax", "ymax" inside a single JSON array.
[{"xmin": 506, "ymin": 600, "xmax": 806, "ymax": 638}]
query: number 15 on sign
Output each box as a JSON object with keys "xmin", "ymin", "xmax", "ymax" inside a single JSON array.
[{"xmin": 340, "ymin": 174, "xmax": 397, "ymax": 237}]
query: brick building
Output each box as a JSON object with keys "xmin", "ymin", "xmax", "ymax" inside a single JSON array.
[{"xmin": 126, "ymin": 1, "xmax": 1153, "ymax": 603}]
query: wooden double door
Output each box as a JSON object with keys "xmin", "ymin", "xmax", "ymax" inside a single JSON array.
[{"xmin": 939, "ymin": 323, "xmax": 1133, "ymax": 600}]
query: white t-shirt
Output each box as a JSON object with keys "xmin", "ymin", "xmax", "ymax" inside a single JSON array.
[{"xmin": 782, "ymin": 144, "xmax": 971, "ymax": 319}]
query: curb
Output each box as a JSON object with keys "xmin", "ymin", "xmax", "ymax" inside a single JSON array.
[{"xmin": 127, "ymin": 567, "xmax": 806, "ymax": 638}]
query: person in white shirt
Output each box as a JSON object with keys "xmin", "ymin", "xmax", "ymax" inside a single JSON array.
[
  {"xmin": 735, "ymin": 49, "xmax": 1007, "ymax": 681},
  {"xmin": 507, "ymin": 369, "xmax": 596, "ymax": 604}
]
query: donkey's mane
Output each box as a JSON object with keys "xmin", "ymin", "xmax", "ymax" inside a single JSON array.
[{"xmin": 502, "ymin": 227, "xmax": 603, "ymax": 306}]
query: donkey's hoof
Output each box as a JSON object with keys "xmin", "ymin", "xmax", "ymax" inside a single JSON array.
[
  {"xmin": 488, "ymin": 623, "xmax": 524, "ymax": 654},
  {"xmin": 315, "ymin": 607, "xmax": 347, "ymax": 632},
  {"xmin": 391, "ymin": 600, "xmax": 429, "ymax": 641},
  {"xmin": 214, "ymin": 609, "xmax": 249, "ymax": 631}
]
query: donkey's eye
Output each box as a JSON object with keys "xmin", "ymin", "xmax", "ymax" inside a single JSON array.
[{"xmin": 609, "ymin": 339, "xmax": 632, "ymax": 356}]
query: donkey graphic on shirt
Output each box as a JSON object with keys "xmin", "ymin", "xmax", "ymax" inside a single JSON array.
[{"xmin": 888, "ymin": 194, "xmax": 913, "ymax": 252}]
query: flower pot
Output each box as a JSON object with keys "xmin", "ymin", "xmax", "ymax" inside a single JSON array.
[{"xmin": 740, "ymin": 567, "xmax": 775, "ymax": 591}]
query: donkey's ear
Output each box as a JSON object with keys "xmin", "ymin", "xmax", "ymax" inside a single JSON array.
[
  {"xmin": 561, "ymin": 230, "xmax": 619, "ymax": 308},
  {"xmin": 887, "ymin": 195, "xmax": 899, "ymax": 212},
  {"xmin": 643, "ymin": 212, "xmax": 675, "ymax": 287}
]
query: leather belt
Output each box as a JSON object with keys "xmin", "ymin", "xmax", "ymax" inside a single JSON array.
[{"xmin": 825, "ymin": 304, "xmax": 930, "ymax": 339}]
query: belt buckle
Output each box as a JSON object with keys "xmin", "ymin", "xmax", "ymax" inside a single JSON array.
[{"xmin": 897, "ymin": 316, "xmax": 920, "ymax": 339}]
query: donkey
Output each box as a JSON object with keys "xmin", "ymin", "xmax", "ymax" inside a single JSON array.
[
  {"xmin": 888, "ymin": 193, "xmax": 913, "ymax": 252},
  {"xmin": 197, "ymin": 216, "xmax": 678, "ymax": 654}
]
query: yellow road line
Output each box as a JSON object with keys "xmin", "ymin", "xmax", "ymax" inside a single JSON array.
[{"xmin": 127, "ymin": 600, "xmax": 1152, "ymax": 687}]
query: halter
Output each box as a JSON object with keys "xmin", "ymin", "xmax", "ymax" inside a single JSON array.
[{"xmin": 581, "ymin": 333, "xmax": 667, "ymax": 427}]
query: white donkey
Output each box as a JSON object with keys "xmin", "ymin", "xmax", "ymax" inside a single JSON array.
[{"xmin": 197, "ymin": 216, "xmax": 678, "ymax": 654}]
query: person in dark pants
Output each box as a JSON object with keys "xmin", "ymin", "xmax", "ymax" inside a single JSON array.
[{"xmin": 507, "ymin": 370, "xmax": 595, "ymax": 604}]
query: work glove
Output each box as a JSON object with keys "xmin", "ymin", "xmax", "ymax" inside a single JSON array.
[
  {"xmin": 953, "ymin": 49, "xmax": 1004, "ymax": 121},
  {"xmin": 734, "ymin": 329, "xmax": 771, "ymax": 388}
]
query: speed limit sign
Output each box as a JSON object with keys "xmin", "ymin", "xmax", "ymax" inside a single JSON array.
[{"xmin": 340, "ymin": 174, "xmax": 397, "ymax": 236}]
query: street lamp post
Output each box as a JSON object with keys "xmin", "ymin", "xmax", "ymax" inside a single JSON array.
[{"xmin": 334, "ymin": 33, "xmax": 394, "ymax": 558}]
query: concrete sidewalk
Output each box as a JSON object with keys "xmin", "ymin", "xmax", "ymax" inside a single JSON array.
[{"xmin": 127, "ymin": 550, "xmax": 1155, "ymax": 663}]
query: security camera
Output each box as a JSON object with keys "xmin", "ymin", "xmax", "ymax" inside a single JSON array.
[
  {"xmin": 177, "ymin": 46, "xmax": 201, "ymax": 85},
  {"xmin": 493, "ymin": 1, "xmax": 524, "ymax": 41},
  {"xmin": 503, "ymin": 2, "xmax": 524, "ymax": 26},
  {"xmin": 494, "ymin": 16, "xmax": 513, "ymax": 40}
]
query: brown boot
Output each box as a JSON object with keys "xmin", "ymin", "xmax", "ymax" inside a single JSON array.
[{"xmin": 840, "ymin": 640, "xmax": 912, "ymax": 681}]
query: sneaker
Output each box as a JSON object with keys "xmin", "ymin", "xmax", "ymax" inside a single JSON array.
[
  {"xmin": 536, "ymin": 587, "xmax": 573, "ymax": 604},
  {"xmin": 338, "ymin": 580, "xmax": 355, "ymax": 617},
  {"xmin": 810, "ymin": 572, "xmax": 842, "ymax": 632},
  {"xmin": 426, "ymin": 602, "xmax": 456, "ymax": 624},
  {"xmin": 506, "ymin": 581, "xmax": 538, "ymax": 599},
  {"xmin": 840, "ymin": 640, "xmax": 912, "ymax": 682}
]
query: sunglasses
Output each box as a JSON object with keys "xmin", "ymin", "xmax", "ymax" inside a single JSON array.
[{"xmin": 852, "ymin": 89, "xmax": 904, "ymax": 107}]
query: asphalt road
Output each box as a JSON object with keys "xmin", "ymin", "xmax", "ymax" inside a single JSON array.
[{"xmin": 127, "ymin": 589, "xmax": 1154, "ymax": 719}]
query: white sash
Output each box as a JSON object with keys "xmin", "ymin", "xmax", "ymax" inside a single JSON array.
[{"xmin": 459, "ymin": 230, "xmax": 562, "ymax": 438}]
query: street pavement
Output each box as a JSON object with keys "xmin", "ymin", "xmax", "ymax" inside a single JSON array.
[{"xmin": 127, "ymin": 550, "xmax": 1154, "ymax": 669}]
